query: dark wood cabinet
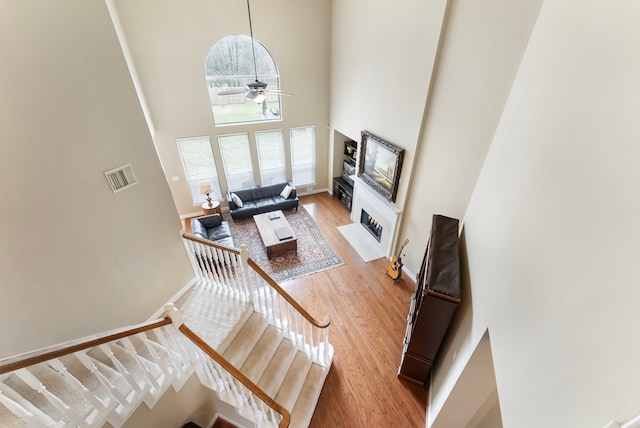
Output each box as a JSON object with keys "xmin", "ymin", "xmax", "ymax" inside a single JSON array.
[
  {"xmin": 333, "ymin": 140, "xmax": 356, "ymax": 212},
  {"xmin": 398, "ymin": 215, "xmax": 461, "ymax": 385},
  {"xmin": 332, "ymin": 177, "xmax": 353, "ymax": 211}
]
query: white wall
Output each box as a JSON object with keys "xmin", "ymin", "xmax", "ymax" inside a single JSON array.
[
  {"xmin": 329, "ymin": 0, "xmax": 448, "ymax": 209},
  {"xmin": 399, "ymin": 0, "xmax": 543, "ymax": 274},
  {"xmin": 112, "ymin": 0, "xmax": 331, "ymax": 217},
  {"xmin": 117, "ymin": 374, "xmax": 217, "ymax": 428},
  {"xmin": 0, "ymin": 1, "xmax": 193, "ymax": 357},
  {"xmin": 430, "ymin": 0, "xmax": 640, "ymax": 426},
  {"xmin": 432, "ymin": 332, "xmax": 501, "ymax": 428}
]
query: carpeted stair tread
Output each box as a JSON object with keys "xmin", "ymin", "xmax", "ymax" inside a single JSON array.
[
  {"xmin": 0, "ymin": 398, "xmax": 36, "ymax": 428},
  {"xmin": 290, "ymin": 363, "xmax": 330, "ymax": 428},
  {"xmin": 0, "ymin": 379, "xmax": 63, "ymax": 426},
  {"xmin": 222, "ymin": 313, "xmax": 269, "ymax": 368},
  {"xmin": 87, "ymin": 345, "xmax": 152, "ymax": 390},
  {"xmin": 274, "ymin": 350, "xmax": 312, "ymax": 412},
  {"xmin": 127, "ymin": 334, "xmax": 174, "ymax": 366},
  {"xmin": 240, "ymin": 325, "xmax": 284, "ymax": 384},
  {"xmin": 22, "ymin": 364, "xmax": 97, "ymax": 421},
  {"xmin": 2, "ymin": 372, "xmax": 68, "ymax": 424},
  {"xmin": 181, "ymin": 280, "xmax": 253, "ymax": 351},
  {"xmin": 69, "ymin": 353, "xmax": 135, "ymax": 402},
  {"xmin": 257, "ymin": 338, "xmax": 297, "ymax": 397},
  {"xmin": 59, "ymin": 354, "xmax": 132, "ymax": 403}
]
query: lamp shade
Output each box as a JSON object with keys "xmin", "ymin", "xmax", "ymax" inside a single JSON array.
[{"xmin": 198, "ymin": 180, "xmax": 212, "ymax": 195}]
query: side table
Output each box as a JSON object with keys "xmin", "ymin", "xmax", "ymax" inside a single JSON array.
[{"xmin": 202, "ymin": 201, "xmax": 222, "ymax": 216}]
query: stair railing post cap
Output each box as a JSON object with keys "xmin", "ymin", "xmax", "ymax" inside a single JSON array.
[{"xmin": 164, "ymin": 303, "xmax": 184, "ymax": 327}]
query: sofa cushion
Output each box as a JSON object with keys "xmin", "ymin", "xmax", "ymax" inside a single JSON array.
[
  {"xmin": 190, "ymin": 218, "xmax": 209, "ymax": 239},
  {"xmin": 197, "ymin": 214, "xmax": 223, "ymax": 228},
  {"xmin": 233, "ymin": 188, "xmax": 253, "ymax": 202},
  {"xmin": 208, "ymin": 224, "xmax": 231, "ymax": 241},
  {"xmin": 214, "ymin": 236, "xmax": 235, "ymax": 248},
  {"xmin": 251, "ymin": 185, "xmax": 273, "ymax": 200},
  {"xmin": 255, "ymin": 197, "xmax": 277, "ymax": 208},
  {"xmin": 274, "ymin": 198, "xmax": 299, "ymax": 212}
]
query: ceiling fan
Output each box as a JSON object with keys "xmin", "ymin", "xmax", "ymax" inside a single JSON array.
[{"xmin": 217, "ymin": 0, "xmax": 292, "ymax": 103}]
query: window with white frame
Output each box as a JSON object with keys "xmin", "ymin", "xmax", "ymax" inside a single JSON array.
[
  {"xmin": 256, "ymin": 129, "xmax": 286, "ymax": 185},
  {"xmin": 290, "ymin": 126, "xmax": 316, "ymax": 186},
  {"xmin": 218, "ymin": 133, "xmax": 255, "ymax": 191},
  {"xmin": 176, "ymin": 136, "xmax": 222, "ymax": 204},
  {"xmin": 206, "ymin": 35, "xmax": 282, "ymax": 126}
]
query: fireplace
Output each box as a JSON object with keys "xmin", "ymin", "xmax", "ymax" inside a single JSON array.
[
  {"xmin": 360, "ymin": 209, "xmax": 383, "ymax": 242},
  {"xmin": 346, "ymin": 175, "xmax": 403, "ymax": 260}
]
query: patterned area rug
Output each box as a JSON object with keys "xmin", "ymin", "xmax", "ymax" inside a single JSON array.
[{"xmin": 225, "ymin": 207, "xmax": 344, "ymax": 282}]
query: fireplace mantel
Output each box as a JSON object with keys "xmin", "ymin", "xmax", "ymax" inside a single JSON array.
[{"xmin": 349, "ymin": 176, "xmax": 403, "ymax": 259}]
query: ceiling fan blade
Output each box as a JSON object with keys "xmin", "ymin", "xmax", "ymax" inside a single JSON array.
[
  {"xmin": 217, "ymin": 88, "xmax": 247, "ymax": 95},
  {"xmin": 267, "ymin": 90, "xmax": 293, "ymax": 97}
]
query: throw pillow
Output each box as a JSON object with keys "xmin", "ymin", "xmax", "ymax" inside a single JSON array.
[
  {"xmin": 231, "ymin": 192, "xmax": 243, "ymax": 208},
  {"xmin": 280, "ymin": 184, "xmax": 293, "ymax": 199}
]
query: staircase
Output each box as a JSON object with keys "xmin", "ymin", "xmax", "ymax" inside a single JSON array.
[
  {"xmin": 0, "ymin": 237, "xmax": 333, "ymax": 427},
  {"xmin": 218, "ymin": 312, "xmax": 330, "ymax": 427}
]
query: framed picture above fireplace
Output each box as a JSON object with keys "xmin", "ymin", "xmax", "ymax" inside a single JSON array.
[{"xmin": 357, "ymin": 130, "xmax": 405, "ymax": 202}]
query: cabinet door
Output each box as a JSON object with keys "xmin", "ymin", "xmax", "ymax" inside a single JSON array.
[{"xmin": 406, "ymin": 294, "xmax": 458, "ymax": 361}]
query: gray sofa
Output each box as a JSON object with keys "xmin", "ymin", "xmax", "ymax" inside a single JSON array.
[
  {"xmin": 226, "ymin": 181, "xmax": 299, "ymax": 221},
  {"xmin": 190, "ymin": 214, "xmax": 234, "ymax": 247}
]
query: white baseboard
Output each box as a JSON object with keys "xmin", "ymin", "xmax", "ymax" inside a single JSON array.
[{"xmin": 147, "ymin": 276, "xmax": 199, "ymax": 321}]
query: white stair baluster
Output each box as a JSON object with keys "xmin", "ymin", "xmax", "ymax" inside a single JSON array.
[
  {"xmin": 15, "ymin": 368, "xmax": 90, "ymax": 428},
  {"xmin": 47, "ymin": 358, "xmax": 114, "ymax": 415},
  {"xmin": 0, "ymin": 388, "xmax": 54, "ymax": 428},
  {"xmin": 119, "ymin": 338, "xmax": 162, "ymax": 392},
  {"xmin": 97, "ymin": 344, "xmax": 144, "ymax": 394},
  {"xmin": 135, "ymin": 332, "xmax": 172, "ymax": 379},
  {"xmin": 73, "ymin": 352, "xmax": 130, "ymax": 406}
]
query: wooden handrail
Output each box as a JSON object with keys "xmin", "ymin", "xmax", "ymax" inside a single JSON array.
[
  {"xmin": 182, "ymin": 232, "xmax": 241, "ymax": 254},
  {"xmin": 178, "ymin": 323, "xmax": 291, "ymax": 428},
  {"xmin": 182, "ymin": 233, "xmax": 330, "ymax": 329},
  {"xmin": 247, "ymin": 259, "xmax": 331, "ymax": 329},
  {"xmin": 0, "ymin": 317, "xmax": 173, "ymax": 376}
]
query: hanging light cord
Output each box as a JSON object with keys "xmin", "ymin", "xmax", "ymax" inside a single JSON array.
[{"xmin": 247, "ymin": 0, "xmax": 259, "ymax": 82}]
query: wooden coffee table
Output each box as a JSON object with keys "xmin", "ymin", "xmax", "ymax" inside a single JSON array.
[{"xmin": 253, "ymin": 210, "xmax": 297, "ymax": 258}]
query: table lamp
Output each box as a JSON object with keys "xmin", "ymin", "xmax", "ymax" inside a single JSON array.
[{"xmin": 198, "ymin": 180, "xmax": 213, "ymax": 207}]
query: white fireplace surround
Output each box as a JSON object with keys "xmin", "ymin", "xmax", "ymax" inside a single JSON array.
[{"xmin": 348, "ymin": 175, "xmax": 403, "ymax": 259}]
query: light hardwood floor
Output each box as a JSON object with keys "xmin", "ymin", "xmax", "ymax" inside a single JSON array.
[
  {"xmin": 284, "ymin": 193, "xmax": 428, "ymax": 427},
  {"xmin": 186, "ymin": 192, "xmax": 428, "ymax": 427}
]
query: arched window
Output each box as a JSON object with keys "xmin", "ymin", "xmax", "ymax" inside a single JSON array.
[{"xmin": 206, "ymin": 35, "xmax": 282, "ymax": 126}]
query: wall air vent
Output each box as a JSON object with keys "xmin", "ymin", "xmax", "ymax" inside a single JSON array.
[{"xmin": 104, "ymin": 163, "xmax": 138, "ymax": 193}]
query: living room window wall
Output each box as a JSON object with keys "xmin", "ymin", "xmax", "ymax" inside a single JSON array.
[
  {"xmin": 176, "ymin": 136, "xmax": 222, "ymax": 204},
  {"xmin": 206, "ymin": 35, "xmax": 282, "ymax": 126},
  {"xmin": 178, "ymin": 125, "xmax": 316, "ymax": 205},
  {"xmin": 256, "ymin": 129, "xmax": 286, "ymax": 186},
  {"xmin": 218, "ymin": 133, "xmax": 256, "ymax": 191},
  {"xmin": 290, "ymin": 126, "xmax": 316, "ymax": 186}
]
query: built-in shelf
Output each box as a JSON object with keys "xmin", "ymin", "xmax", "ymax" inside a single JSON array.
[{"xmin": 344, "ymin": 140, "xmax": 357, "ymax": 162}]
